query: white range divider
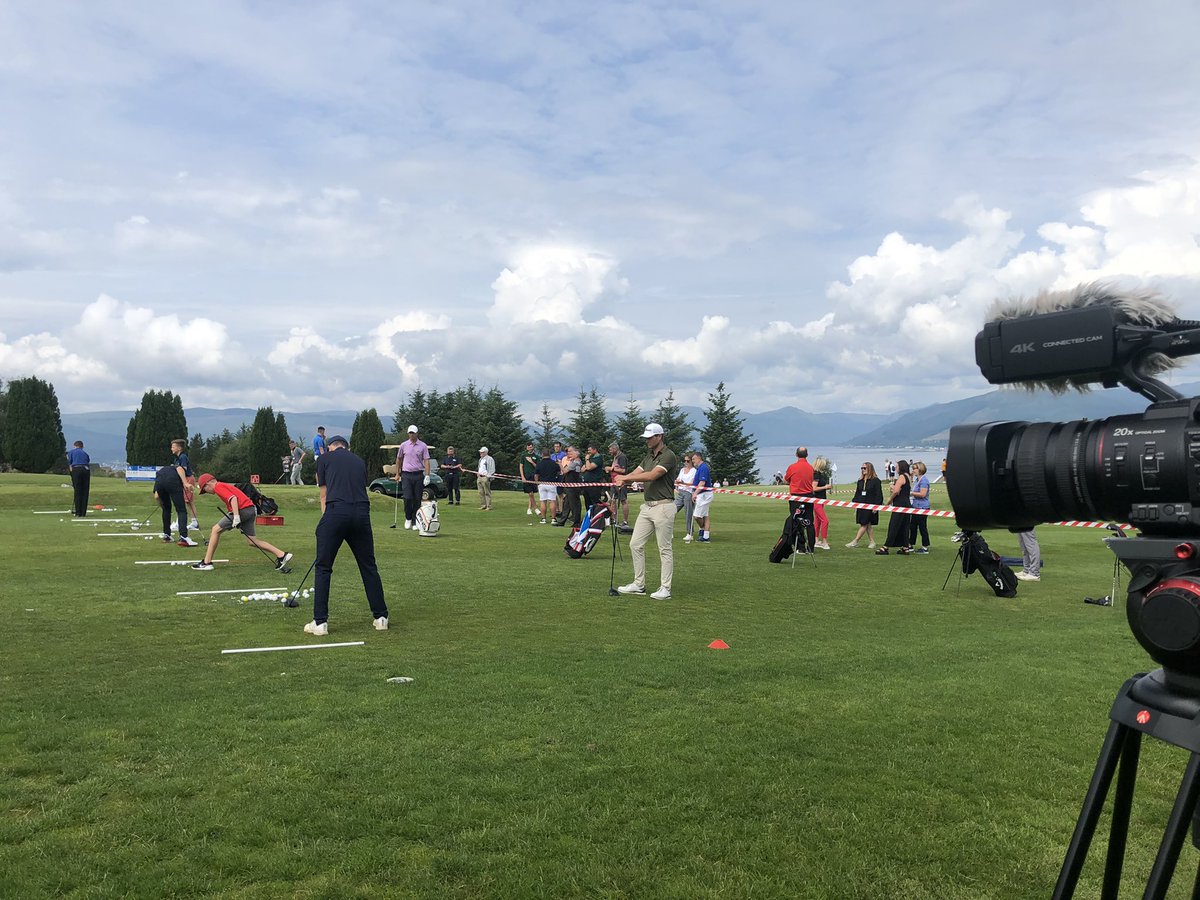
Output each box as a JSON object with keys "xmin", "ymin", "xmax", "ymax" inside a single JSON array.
[
  {"xmin": 72, "ymin": 518, "xmax": 140, "ymax": 524},
  {"xmin": 177, "ymin": 587, "xmax": 286, "ymax": 596},
  {"xmin": 221, "ymin": 641, "xmax": 365, "ymax": 655},
  {"xmin": 98, "ymin": 533, "xmax": 163, "ymax": 537},
  {"xmin": 33, "ymin": 510, "xmax": 72, "ymax": 514},
  {"xmin": 135, "ymin": 559, "xmax": 230, "ymax": 566},
  {"xmin": 487, "ymin": 470, "xmax": 1133, "ymax": 532}
]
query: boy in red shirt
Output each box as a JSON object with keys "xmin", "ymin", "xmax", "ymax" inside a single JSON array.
[{"xmin": 191, "ymin": 473, "xmax": 293, "ymax": 571}]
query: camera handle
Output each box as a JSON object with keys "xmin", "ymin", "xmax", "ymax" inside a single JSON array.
[{"xmin": 1054, "ymin": 670, "xmax": 1200, "ymax": 899}]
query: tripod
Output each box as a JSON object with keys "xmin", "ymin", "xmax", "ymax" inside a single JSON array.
[
  {"xmin": 788, "ymin": 508, "xmax": 816, "ymax": 569},
  {"xmin": 1054, "ymin": 669, "xmax": 1200, "ymax": 899}
]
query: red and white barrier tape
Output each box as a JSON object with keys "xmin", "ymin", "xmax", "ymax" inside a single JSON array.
[{"xmin": 479, "ymin": 471, "xmax": 1132, "ymax": 531}]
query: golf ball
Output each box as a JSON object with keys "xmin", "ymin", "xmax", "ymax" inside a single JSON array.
[
  {"xmin": 59, "ymin": 518, "xmax": 64, "ymax": 522},
  {"xmin": 241, "ymin": 596, "xmax": 248, "ymax": 602}
]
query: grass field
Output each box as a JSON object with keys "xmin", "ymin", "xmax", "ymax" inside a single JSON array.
[{"xmin": 0, "ymin": 474, "xmax": 1193, "ymax": 898}]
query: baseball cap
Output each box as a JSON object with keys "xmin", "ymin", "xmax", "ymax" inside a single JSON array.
[
  {"xmin": 407, "ymin": 425, "xmax": 418, "ymax": 433},
  {"xmin": 479, "ymin": 446, "xmax": 488, "ymax": 453},
  {"xmin": 641, "ymin": 422, "xmax": 664, "ymax": 438},
  {"xmin": 328, "ymin": 435, "xmax": 349, "ymax": 447},
  {"xmin": 197, "ymin": 473, "xmax": 216, "ymax": 490}
]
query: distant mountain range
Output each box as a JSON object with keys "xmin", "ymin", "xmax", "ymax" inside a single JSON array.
[{"xmin": 61, "ymin": 385, "xmax": 1194, "ymax": 466}]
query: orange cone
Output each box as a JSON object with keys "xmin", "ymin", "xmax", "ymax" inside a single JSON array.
[{"xmin": 708, "ymin": 639, "xmax": 730, "ymax": 650}]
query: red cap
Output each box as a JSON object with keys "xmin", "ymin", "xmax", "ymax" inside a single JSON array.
[{"xmin": 197, "ymin": 473, "xmax": 216, "ymax": 490}]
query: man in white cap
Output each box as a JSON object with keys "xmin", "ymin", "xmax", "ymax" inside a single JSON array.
[
  {"xmin": 395, "ymin": 425, "xmax": 431, "ymax": 530},
  {"xmin": 612, "ymin": 422, "xmax": 680, "ymax": 600},
  {"xmin": 477, "ymin": 446, "xmax": 496, "ymax": 510}
]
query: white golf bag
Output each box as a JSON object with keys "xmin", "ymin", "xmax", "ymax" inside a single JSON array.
[{"xmin": 415, "ymin": 499, "xmax": 440, "ymax": 536}]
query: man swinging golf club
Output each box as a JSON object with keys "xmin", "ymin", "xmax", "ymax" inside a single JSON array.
[
  {"xmin": 191, "ymin": 474, "xmax": 293, "ymax": 572},
  {"xmin": 305, "ymin": 434, "xmax": 389, "ymax": 635}
]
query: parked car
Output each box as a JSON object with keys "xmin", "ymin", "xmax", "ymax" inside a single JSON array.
[{"xmin": 369, "ymin": 471, "xmax": 448, "ymax": 502}]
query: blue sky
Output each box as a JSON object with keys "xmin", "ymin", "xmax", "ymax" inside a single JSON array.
[{"xmin": 2, "ymin": 1, "xmax": 1199, "ymax": 418}]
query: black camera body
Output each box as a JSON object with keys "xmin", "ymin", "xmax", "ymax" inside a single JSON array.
[{"xmin": 947, "ymin": 287, "xmax": 1200, "ymax": 684}]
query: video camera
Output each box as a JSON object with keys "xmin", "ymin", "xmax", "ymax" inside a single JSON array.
[{"xmin": 945, "ymin": 283, "xmax": 1200, "ymax": 687}]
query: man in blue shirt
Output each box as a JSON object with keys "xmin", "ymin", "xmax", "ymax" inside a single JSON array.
[
  {"xmin": 306, "ymin": 435, "xmax": 390, "ymax": 636},
  {"xmin": 691, "ymin": 451, "xmax": 714, "ymax": 542},
  {"xmin": 67, "ymin": 440, "xmax": 91, "ymax": 517},
  {"xmin": 312, "ymin": 426, "xmax": 327, "ymax": 461},
  {"xmin": 441, "ymin": 446, "xmax": 462, "ymax": 504},
  {"xmin": 171, "ymin": 439, "xmax": 199, "ymax": 531}
]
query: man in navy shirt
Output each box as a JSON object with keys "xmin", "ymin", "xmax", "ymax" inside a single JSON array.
[
  {"xmin": 171, "ymin": 439, "xmax": 199, "ymax": 531},
  {"xmin": 306, "ymin": 435, "xmax": 390, "ymax": 636},
  {"xmin": 67, "ymin": 440, "xmax": 91, "ymax": 517},
  {"xmin": 441, "ymin": 446, "xmax": 462, "ymax": 505}
]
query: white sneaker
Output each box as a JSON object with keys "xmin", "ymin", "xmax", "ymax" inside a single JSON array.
[
  {"xmin": 177, "ymin": 537, "xmax": 198, "ymax": 547},
  {"xmin": 304, "ymin": 620, "xmax": 329, "ymax": 635},
  {"xmin": 527, "ymin": 508, "xmax": 533, "ymax": 516},
  {"xmin": 188, "ymin": 520, "xmax": 199, "ymax": 530},
  {"xmin": 404, "ymin": 520, "xmax": 412, "ymax": 529},
  {"xmin": 817, "ymin": 540, "xmax": 830, "ymax": 550},
  {"xmin": 845, "ymin": 541, "xmax": 859, "ymax": 548},
  {"xmin": 868, "ymin": 541, "xmax": 877, "ymax": 549},
  {"xmin": 617, "ymin": 583, "xmax": 646, "ymax": 595},
  {"xmin": 540, "ymin": 518, "xmax": 547, "ymax": 524},
  {"xmin": 650, "ymin": 587, "xmax": 672, "ymax": 600},
  {"xmin": 1015, "ymin": 571, "xmax": 1041, "ymax": 582},
  {"xmin": 683, "ymin": 534, "xmax": 693, "ymax": 543},
  {"xmin": 373, "ymin": 616, "xmax": 388, "ymax": 631}
]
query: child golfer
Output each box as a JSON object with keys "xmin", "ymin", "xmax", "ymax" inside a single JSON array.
[{"xmin": 191, "ymin": 474, "xmax": 293, "ymax": 571}]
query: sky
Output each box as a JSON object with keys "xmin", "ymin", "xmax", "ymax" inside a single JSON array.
[{"xmin": 2, "ymin": 1, "xmax": 1200, "ymax": 421}]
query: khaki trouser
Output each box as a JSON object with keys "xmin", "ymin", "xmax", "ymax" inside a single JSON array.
[
  {"xmin": 630, "ymin": 499, "xmax": 676, "ymax": 592},
  {"xmin": 478, "ymin": 476, "xmax": 492, "ymax": 508}
]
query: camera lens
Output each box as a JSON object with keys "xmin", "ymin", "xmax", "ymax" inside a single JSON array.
[{"xmin": 947, "ymin": 402, "xmax": 1200, "ymax": 534}]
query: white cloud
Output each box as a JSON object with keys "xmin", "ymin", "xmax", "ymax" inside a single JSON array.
[{"xmin": 489, "ymin": 246, "xmax": 627, "ymax": 325}]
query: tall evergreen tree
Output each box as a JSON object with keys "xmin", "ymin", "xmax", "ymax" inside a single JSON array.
[
  {"xmin": 700, "ymin": 382, "xmax": 759, "ymax": 485},
  {"xmin": 532, "ymin": 403, "xmax": 564, "ymax": 451},
  {"xmin": 248, "ymin": 406, "xmax": 286, "ymax": 483},
  {"xmin": 0, "ymin": 379, "xmax": 9, "ymax": 467},
  {"xmin": 612, "ymin": 393, "xmax": 645, "ymax": 457},
  {"xmin": 350, "ymin": 408, "xmax": 388, "ymax": 477},
  {"xmin": 567, "ymin": 386, "xmax": 609, "ymax": 451},
  {"xmin": 439, "ymin": 380, "xmax": 485, "ymax": 466},
  {"xmin": 127, "ymin": 390, "xmax": 187, "ymax": 465},
  {"xmin": 654, "ymin": 389, "xmax": 695, "ymax": 454},
  {"xmin": 4, "ymin": 376, "xmax": 66, "ymax": 472},
  {"xmin": 479, "ymin": 385, "xmax": 528, "ymax": 484}
]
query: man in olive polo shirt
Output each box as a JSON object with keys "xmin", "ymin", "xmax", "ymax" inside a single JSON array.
[{"xmin": 612, "ymin": 422, "xmax": 680, "ymax": 600}]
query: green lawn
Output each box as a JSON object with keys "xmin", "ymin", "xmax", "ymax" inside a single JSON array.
[{"xmin": 0, "ymin": 475, "xmax": 1190, "ymax": 897}]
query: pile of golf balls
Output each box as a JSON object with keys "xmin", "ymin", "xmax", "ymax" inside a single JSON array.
[{"xmin": 237, "ymin": 590, "xmax": 310, "ymax": 604}]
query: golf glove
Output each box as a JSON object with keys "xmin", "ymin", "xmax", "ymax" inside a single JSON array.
[
  {"xmin": 423, "ymin": 475, "xmax": 431, "ymax": 486},
  {"xmin": 232, "ymin": 513, "xmax": 241, "ymax": 527}
]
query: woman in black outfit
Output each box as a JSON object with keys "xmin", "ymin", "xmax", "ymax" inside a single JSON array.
[
  {"xmin": 845, "ymin": 462, "xmax": 883, "ymax": 548},
  {"xmin": 877, "ymin": 459, "xmax": 913, "ymax": 555}
]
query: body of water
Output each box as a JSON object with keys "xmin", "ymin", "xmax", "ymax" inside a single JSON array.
[{"xmin": 754, "ymin": 445, "xmax": 946, "ymax": 487}]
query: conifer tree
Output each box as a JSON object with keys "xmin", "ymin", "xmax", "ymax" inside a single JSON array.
[
  {"xmin": 532, "ymin": 403, "xmax": 564, "ymax": 451},
  {"xmin": 350, "ymin": 408, "xmax": 388, "ymax": 477},
  {"xmin": 0, "ymin": 380, "xmax": 7, "ymax": 466},
  {"xmin": 248, "ymin": 406, "xmax": 286, "ymax": 483},
  {"xmin": 479, "ymin": 386, "xmax": 528, "ymax": 483},
  {"xmin": 3, "ymin": 376, "xmax": 66, "ymax": 472},
  {"xmin": 127, "ymin": 390, "xmax": 187, "ymax": 465},
  {"xmin": 612, "ymin": 393, "xmax": 645, "ymax": 457},
  {"xmin": 567, "ymin": 386, "xmax": 609, "ymax": 452},
  {"xmin": 654, "ymin": 389, "xmax": 695, "ymax": 454},
  {"xmin": 700, "ymin": 382, "xmax": 758, "ymax": 484}
]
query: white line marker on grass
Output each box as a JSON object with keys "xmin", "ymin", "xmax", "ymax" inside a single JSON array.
[
  {"xmin": 222, "ymin": 641, "xmax": 365, "ymax": 655},
  {"xmin": 33, "ymin": 510, "xmax": 72, "ymax": 514},
  {"xmin": 71, "ymin": 518, "xmax": 139, "ymax": 524},
  {"xmin": 135, "ymin": 559, "xmax": 230, "ymax": 565},
  {"xmin": 177, "ymin": 587, "xmax": 286, "ymax": 596},
  {"xmin": 98, "ymin": 533, "xmax": 156, "ymax": 537}
]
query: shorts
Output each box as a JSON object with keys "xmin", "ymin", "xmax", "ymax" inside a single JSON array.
[
  {"xmin": 524, "ymin": 481, "xmax": 538, "ymax": 494},
  {"xmin": 218, "ymin": 505, "xmax": 257, "ymax": 536},
  {"xmin": 538, "ymin": 484, "xmax": 558, "ymax": 502},
  {"xmin": 693, "ymin": 492, "xmax": 713, "ymax": 517},
  {"xmin": 612, "ymin": 485, "xmax": 628, "ymax": 502}
]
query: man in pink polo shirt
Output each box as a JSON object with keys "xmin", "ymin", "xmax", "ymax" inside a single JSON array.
[{"xmin": 395, "ymin": 425, "xmax": 431, "ymax": 531}]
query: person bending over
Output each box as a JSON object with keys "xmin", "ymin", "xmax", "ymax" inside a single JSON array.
[{"xmin": 192, "ymin": 474, "xmax": 292, "ymax": 571}]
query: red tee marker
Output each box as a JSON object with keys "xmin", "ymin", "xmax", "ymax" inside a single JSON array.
[{"xmin": 708, "ymin": 639, "xmax": 730, "ymax": 650}]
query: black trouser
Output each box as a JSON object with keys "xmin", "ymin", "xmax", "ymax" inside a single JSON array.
[
  {"xmin": 313, "ymin": 504, "xmax": 388, "ymax": 625},
  {"xmin": 160, "ymin": 486, "xmax": 188, "ymax": 538},
  {"xmin": 444, "ymin": 472, "xmax": 460, "ymax": 503},
  {"xmin": 400, "ymin": 471, "xmax": 423, "ymax": 522},
  {"xmin": 909, "ymin": 512, "xmax": 930, "ymax": 547},
  {"xmin": 559, "ymin": 483, "xmax": 582, "ymax": 526},
  {"xmin": 583, "ymin": 482, "xmax": 603, "ymax": 510},
  {"xmin": 71, "ymin": 467, "xmax": 91, "ymax": 516}
]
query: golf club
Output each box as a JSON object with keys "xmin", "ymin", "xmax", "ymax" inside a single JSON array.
[
  {"xmin": 214, "ymin": 503, "xmax": 293, "ymax": 573},
  {"xmin": 285, "ymin": 557, "xmax": 318, "ymax": 608},
  {"xmin": 390, "ymin": 488, "xmax": 399, "ymax": 528}
]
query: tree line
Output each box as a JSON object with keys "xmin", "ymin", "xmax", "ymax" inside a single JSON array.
[{"xmin": 0, "ymin": 379, "xmax": 759, "ymax": 485}]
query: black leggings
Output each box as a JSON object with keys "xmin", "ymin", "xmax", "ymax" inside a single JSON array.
[{"xmin": 909, "ymin": 513, "xmax": 929, "ymax": 547}]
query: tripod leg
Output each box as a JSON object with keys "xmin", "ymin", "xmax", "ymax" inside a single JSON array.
[
  {"xmin": 1144, "ymin": 752, "xmax": 1200, "ymax": 900},
  {"xmin": 1054, "ymin": 720, "xmax": 1132, "ymax": 899},
  {"xmin": 1101, "ymin": 728, "xmax": 1141, "ymax": 900}
]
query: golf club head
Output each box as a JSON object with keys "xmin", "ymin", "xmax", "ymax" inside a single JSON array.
[
  {"xmin": 284, "ymin": 597, "xmax": 300, "ymax": 608},
  {"xmin": 389, "ymin": 523, "xmax": 397, "ymax": 528},
  {"xmin": 608, "ymin": 588, "xmax": 620, "ymax": 597}
]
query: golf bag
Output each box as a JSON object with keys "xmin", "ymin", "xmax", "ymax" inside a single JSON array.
[
  {"xmin": 415, "ymin": 499, "xmax": 440, "ymax": 536},
  {"xmin": 236, "ymin": 482, "xmax": 279, "ymax": 516},
  {"xmin": 565, "ymin": 502, "xmax": 612, "ymax": 559},
  {"xmin": 960, "ymin": 531, "xmax": 1018, "ymax": 597},
  {"xmin": 769, "ymin": 509, "xmax": 814, "ymax": 563}
]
